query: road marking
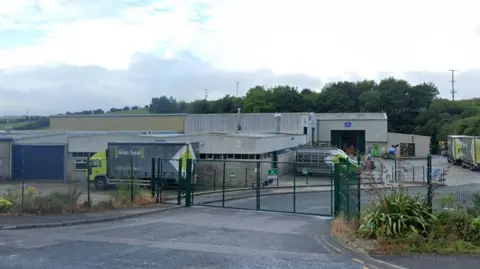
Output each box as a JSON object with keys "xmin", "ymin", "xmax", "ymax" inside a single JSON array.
[
  {"xmin": 313, "ymin": 235, "xmax": 334, "ymax": 253},
  {"xmin": 318, "ymin": 236, "xmax": 343, "ymax": 253},
  {"xmin": 352, "ymin": 258, "xmax": 364, "ymax": 264},
  {"xmin": 366, "ymin": 257, "xmax": 409, "ymax": 269}
]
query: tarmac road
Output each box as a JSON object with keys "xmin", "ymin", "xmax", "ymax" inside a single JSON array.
[{"xmin": 0, "ymin": 207, "xmax": 374, "ymax": 269}]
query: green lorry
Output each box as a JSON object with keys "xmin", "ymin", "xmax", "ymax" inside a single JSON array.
[{"xmin": 87, "ymin": 141, "xmax": 198, "ymax": 190}]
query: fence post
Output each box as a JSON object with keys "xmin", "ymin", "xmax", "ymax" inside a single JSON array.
[
  {"xmin": 185, "ymin": 159, "xmax": 192, "ymax": 207},
  {"xmin": 245, "ymin": 167, "xmax": 248, "ymax": 188},
  {"xmin": 330, "ymin": 165, "xmax": 334, "ymax": 216},
  {"xmin": 293, "ymin": 162, "xmax": 297, "ymax": 213},
  {"xmin": 87, "ymin": 156, "xmax": 91, "ymax": 208},
  {"xmin": 256, "ymin": 161, "xmax": 261, "ymax": 211},
  {"xmin": 357, "ymin": 167, "xmax": 361, "ymax": 224},
  {"xmin": 380, "ymin": 163, "xmax": 383, "ymax": 183},
  {"xmin": 177, "ymin": 159, "xmax": 182, "ymax": 205},
  {"xmin": 222, "ymin": 161, "xmax": 226, "ymax": 207},
  {"xmin": 333, "ymin": 163, "xmax": 340, "ymax": 216},
  {"xmin": 20, "ymin": 178, "xmax": 25, "ymax": 215},
  {"xmin": 412, "ymin": 166, "xmax": 415, "ymax": 182},
  {"xmin": 151, "ymin": 157, "xmax": 156, "ymax": 198},
  {"xmin": 427, "ymin": 154, "xmax": 433, "ymax": 212},
  {"xmin": 156, "ymin": 158, "xmax": 161, "ymax": 203},
  {"xmin": 130, "ymin": 155, "xmax": 134, "ymax": 204}
]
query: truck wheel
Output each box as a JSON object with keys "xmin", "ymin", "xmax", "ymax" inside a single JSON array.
[{"xmin": 94, "ymin": 177, "xmax": 108, "ymax": 190}]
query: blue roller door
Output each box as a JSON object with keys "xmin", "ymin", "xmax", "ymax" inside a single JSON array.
[{"xmin": 12, "ymin": 145, "xmax": 65, "ymax": 180}]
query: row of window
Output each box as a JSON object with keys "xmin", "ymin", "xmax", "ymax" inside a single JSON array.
[
  {"xmin": 198, "ymin": 148, "xmax": 294, "ymax": 160},
  {"xmin": 72, "ymin": 148, "xmax": 295, "ymax": 170}
]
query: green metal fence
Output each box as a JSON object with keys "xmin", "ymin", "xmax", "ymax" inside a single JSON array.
[
  {"xmin": 189, "ymin": 159, "xmax": 334, "ymax": 216},
  {"xmin": 333, "ymin": 160, "xmax": 361, "ymax": 222}
]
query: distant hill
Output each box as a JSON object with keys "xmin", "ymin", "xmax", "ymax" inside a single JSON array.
[
  {"xmin": 0, "ymin": 116, "xmax": 49, "ymax": 131},
  {"xmin": 0, "ymin": 108, "xmax": 151, "ymax": 131}
]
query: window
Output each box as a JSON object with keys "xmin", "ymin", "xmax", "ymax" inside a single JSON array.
[
  {"xmin": 74, "ymin": 159, "xmax": 88, "ymax": 170},
  {"xmin": 71, "ymin": 152, "xmax": 96, "ymax": 158}
]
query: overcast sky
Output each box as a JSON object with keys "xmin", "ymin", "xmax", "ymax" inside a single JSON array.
[{"xmin": 1, "ymin": 0, "xmax": 480, "ymax": 116}]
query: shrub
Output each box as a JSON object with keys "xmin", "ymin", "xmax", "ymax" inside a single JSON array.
[
  {"xmin": 358, "ymin": 188, "xmax": 436, "ymax": 239},
  {"xmin": 111, "ymin": 184, "xmax": 151, "ymax": 206},
  {"xmin": 0, "ymin": 198, "xmax": 13, "ymax": 213}
]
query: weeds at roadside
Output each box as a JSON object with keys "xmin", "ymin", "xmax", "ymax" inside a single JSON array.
[{"xmin": 0, "ymin": 184, "xmax": 158, "ymax": 216}]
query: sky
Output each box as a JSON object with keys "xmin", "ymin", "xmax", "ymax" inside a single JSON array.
[{"xmin": 1, "ymin": 0, "xmax": 480, "ymax": 115}]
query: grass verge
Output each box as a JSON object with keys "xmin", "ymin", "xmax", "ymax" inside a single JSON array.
[{"xmin": 330, "ymin": 189, "xmax": 480, "ymax": 255}]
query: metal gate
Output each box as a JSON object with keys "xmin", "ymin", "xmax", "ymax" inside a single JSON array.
[{"xmin": 187, "ymin": 159, "xmax": 334, "ymax": 217}]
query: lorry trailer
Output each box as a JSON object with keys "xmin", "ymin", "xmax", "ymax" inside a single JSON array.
[
  {"xmin": 88, "ymin": 141, "xmax": 199, "ymax": 190},
  {"xmin": 447, "ymin": 135, "xmax": 468, "ymax": 165},
  {"xmin": 461, "ymin": 136, "xmax": 480, "ymax": 171}
]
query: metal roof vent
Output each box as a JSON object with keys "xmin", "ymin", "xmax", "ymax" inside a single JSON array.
[{"xmin": 274, "ymin": 113, "xmax": 282, "ymax": 133}]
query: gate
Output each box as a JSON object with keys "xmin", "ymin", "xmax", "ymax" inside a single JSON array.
[
  {"xmin": 151, "ymin": 157, "xmax": 359, "ymax": 219},
  {"xmin": 333, "ymin": 160, "xmax": 361, "ymax": 222},
  {"xmin": 149, "ymin": 158, "xmax": 192, "ymax": 206},
  {"xmin": 186, "ymin": 159, "xmax": 334, "ymax": 217}
]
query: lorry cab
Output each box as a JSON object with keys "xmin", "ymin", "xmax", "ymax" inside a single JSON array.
[{"xmin": 87, "ymin": 150, "xmax": 108, "ymax": 189}]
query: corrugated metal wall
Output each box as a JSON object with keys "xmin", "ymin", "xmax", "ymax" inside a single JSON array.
[
  {"xmin": 184, "ymin": 113, "xmax": 316, "ymax": 139},
  {"xmin": 12, "ymin": 145, "xmax": 65, "ymax": 180}
]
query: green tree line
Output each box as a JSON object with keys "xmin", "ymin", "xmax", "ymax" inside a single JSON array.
[{"xmin": 147, "ymin": 77, "xmax": 480, "ymax": 142}]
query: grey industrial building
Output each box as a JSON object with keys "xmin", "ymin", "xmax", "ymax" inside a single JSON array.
[
  {"xmin": 316, "ymin": 113, "xmax": 430, "ymax": 157},
  {"xmin": 0, "ymin": 112, "xmax": 430, "ymax": 185}
]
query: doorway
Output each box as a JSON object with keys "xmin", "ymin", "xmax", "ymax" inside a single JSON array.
[{"xmin": 330, "ymin": 130, "xmax": 366, "ymax": 155}]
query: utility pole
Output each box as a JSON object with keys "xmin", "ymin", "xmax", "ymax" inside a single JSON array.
[
  {"xmin": 236, "ymin": 81, "xmax": 239, "ymax": 97},
  {"xmin": 449, "ymin": 69, "xmax": 457, "ymax": 101},
  {"xmin": 204, "ymin": 89, "xmax": 208, "ymax": 100}
]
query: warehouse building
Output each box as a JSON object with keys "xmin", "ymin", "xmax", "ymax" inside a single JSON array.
[
  {"xmin": 1, "ymin": 112, "xmax": 430, "ymax": 183},
  {"xmin": 0, "ymin": 129, "xmax": 306, "ymax": 185},
  {"xmin": 317, "ymin": 113, "xmax": 388, "ymax": 155},
  {"xmin": 316, "ymin": 113, "xmax": 430, "ymax": 157},
  {"xmin": 67, "ymin": 131, "xmax": 305, "ymax": 184},
  {"xmin": 49, "ymin": 112, "xmax": 318, "ymax": 144}
]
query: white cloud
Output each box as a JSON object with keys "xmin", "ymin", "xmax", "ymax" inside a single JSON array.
[
  {"xmin": 0, "ymin": 52, "xmax": 323, "ymax": 115},
  {"xmin": 0, "ymin": 0, "xmax": 210, "ymax": 69},
  {"xmin": 195, "ymin": 0, "xmax": 480, "ymax": 79},
  {"xmin": 0, "ymin": 0, "xmax": 479, "ymax": 116}
]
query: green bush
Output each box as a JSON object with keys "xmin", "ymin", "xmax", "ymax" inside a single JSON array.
[
  {"xmin": 0, "ymin": 198, "xmax": 13, "ymax": 213},
  {"xmin": 358, "ymin": 189, "xmax": 436, "ymax": 239}
]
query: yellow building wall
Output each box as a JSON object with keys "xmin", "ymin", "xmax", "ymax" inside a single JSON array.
[{"xmin": 49, "ymin": 115, "xmax": 185, "ymax": 131}]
